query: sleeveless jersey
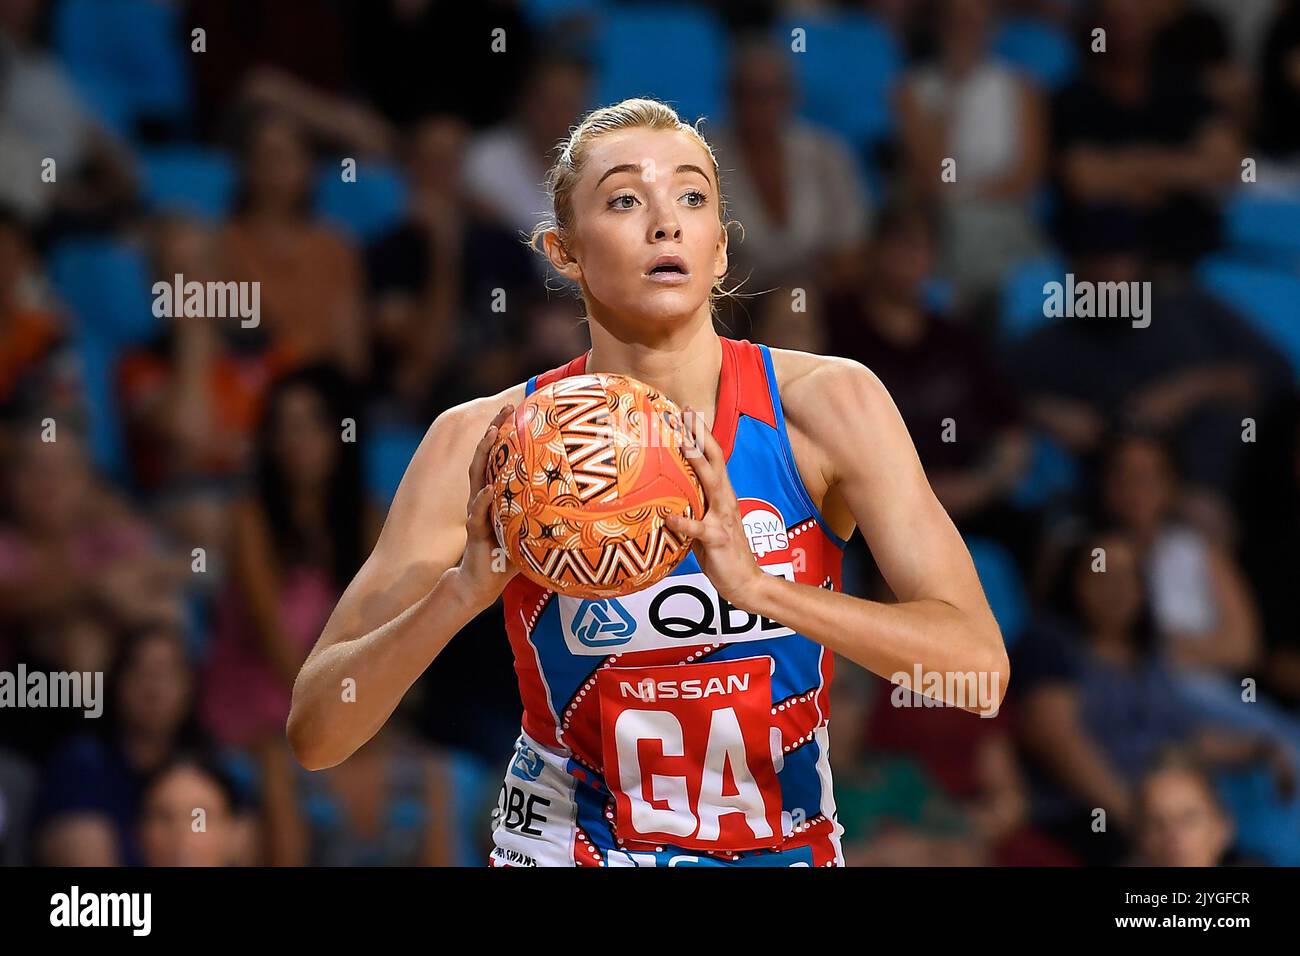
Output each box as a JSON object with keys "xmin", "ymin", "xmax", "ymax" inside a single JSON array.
[{"xmin": 489, "ymin": 337, "xmax": 848, "ymax": 867}]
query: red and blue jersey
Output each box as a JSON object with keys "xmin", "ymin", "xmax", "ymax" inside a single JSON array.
[{"xmin": 490, "ymin": 337, "xmax": 847, "ymax": 867}]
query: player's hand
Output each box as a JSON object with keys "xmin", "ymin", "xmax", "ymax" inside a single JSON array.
[
  {"xmin": 453, "ymin": 403, "xmax": 520, "ymax": 611},
  {"xmin": 664, "ymin": 405, "xmax": 768, "ymax": 613}
]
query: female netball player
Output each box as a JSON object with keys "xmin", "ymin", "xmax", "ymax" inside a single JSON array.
[{"xmin": 287, "ymin": 98, "xmax": 1008, "ymax": 867}]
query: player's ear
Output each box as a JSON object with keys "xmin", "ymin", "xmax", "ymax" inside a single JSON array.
[
  {"xmin": 713, "ymin": 220, "xmax": 728, "ymax": 281},
  {"xmin": 543, "ymin": 230, "xmax": 583, "ymax": 282}
]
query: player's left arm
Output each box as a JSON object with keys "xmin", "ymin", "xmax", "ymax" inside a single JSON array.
[{"xmin": 667, "ymin": 357, "xmax": 1009, "ymax": 715}]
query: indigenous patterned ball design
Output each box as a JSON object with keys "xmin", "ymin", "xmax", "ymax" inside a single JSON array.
[{"xmin": 487, "ymin": 373, "xmax": 706, "ymax": 599}]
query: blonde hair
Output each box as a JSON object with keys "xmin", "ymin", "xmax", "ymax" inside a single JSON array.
[{"xmin": 529, "ymin": 99, "xmax": 740, "ymax": 310}]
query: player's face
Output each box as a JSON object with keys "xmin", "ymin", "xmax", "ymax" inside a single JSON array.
[{"xmin": 557, "ymin": 128, "xmax": 727, "ymax": 326}]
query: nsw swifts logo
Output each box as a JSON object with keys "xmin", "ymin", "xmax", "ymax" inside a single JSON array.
[
  {"xmin": 738, "ymin": 498, "xmax": 790, "ymax": 559},
  {"xmin": 558, "ymin": 499, "xmax": 797, "ymax": 654}
]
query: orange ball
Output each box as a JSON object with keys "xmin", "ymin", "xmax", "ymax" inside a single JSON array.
[{"xmin": 486, "ymin": 373, "xmax": 705, "ymax": 599}]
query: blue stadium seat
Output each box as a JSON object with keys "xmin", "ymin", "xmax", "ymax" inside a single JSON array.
[
  {"xmin": 48, "ymin": 239, "xmax": 157, "ymax": 346},
  {"xmin": 965, "ymin": 536, "xmax": 1028, "ymax": 648},
  {"xmin": 1010, "ymin": 432, "xmax": 1081, "ymax": 510},
  {"xmin": 314, "ymin": 162, "xmax": 408, "ymax": 244},
  {"xmin": 1198, "ymin": 257, "xmax": 1300, "ymax": 376},
  {"xmin": 53, "ymin": 0, "xmax": 191, "ymax": 137},
  {"xmin": 71, "ymin": 333, "xmax": 130, "ymax": 482},
  {"xmin": 1223, "ymin": 193, "xmax": 1300, "ymax": 268},
  {"xmin": 593, "ymin": 6, "xmax": 727, "ymax": 124},
  {"xmin": 992, "ymin": 17, "xmax": 1078, "ymax": 91},
  {"xmin": 48, "ymin": 238, "xmax": 157, "ymax": 480},
  {"xmin": 522, "ymin": 0, "xmax": 604, "ymax": 24},
  {"xmin": 774, "ymin": 13, "xmax": 902, "ymax": 149},
  {"xmin": 923, "ymin": 276, "xmax": 955, "ymax": 314},
  {"xmin": 999, "ymin": 254, "xmax": 1065, "ymax": 339},
  {"xmin": 365, "ymin": 422, "xmax": 426, "ymax": 506},
  {"xmin": 140, "ymin": 146, "xmax": 236, "ymax": 220}
]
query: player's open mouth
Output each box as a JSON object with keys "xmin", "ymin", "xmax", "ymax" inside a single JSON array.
[{"xmin": 645, "ymin": 255, "xmax": 690, "ymax": 284}]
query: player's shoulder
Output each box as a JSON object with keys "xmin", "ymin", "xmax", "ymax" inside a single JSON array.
[
  {"xmin": 422, "ymin": 381, "xmax": 530, "ymax": 458},
  {"xmin": 767, "ymin": 347, "xmax": 890, "ymax": 427}
]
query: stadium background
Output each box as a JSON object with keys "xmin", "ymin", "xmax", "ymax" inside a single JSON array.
[{"xmin": 2, "ymin": 0, "xmax": 1300, "ymax": 867}]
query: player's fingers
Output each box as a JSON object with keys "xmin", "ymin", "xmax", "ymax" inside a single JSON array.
[
  {"xmin": 683, "ymin": 405, "xmax": 726, "ymax": 467},
  {"xmin": 665, "ymin": 512, "xmax": 704, "ymax": 540},
  {"xmin": 468, "ymin": 424, "xmax": 499, "ymax": 503},
  {"xmin": 492, "ymin": 403, "xmax": 515, "ymax": 428},
  {"xmin": 467, "ymin": 484, "xmax": 494, "ymax": 535},
  {"xmin": 679, "ymin": 406, "xmax": 719, "ymax": 481},
  {"xmin": 681, "ymin": 405, "xmax": 736, "ymax": 507}
]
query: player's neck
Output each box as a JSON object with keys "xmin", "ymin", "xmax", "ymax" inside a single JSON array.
[{"xmin": 585, "ymin": 318, "xmax": 724, "ymax": 424}]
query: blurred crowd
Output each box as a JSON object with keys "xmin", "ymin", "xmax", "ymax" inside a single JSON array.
[{"xmin": 1, "ymin": 0, "xmax": 1300, "ymax": 867}]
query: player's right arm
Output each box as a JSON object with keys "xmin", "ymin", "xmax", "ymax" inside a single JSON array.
[{"xmin": 286, "ymin": 387, "xmax": 524, "ymax": 770}]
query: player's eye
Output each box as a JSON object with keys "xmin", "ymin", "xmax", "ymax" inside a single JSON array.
[
  {"xmin": 608, "ymin": 193, "xmax": 639, "ymax": 209},
  {"xmin": 681, "ymin": 190, "xmax": 708, "ymax": 207}
]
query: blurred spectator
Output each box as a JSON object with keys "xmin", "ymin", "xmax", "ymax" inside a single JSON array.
[
  {"xmin": 0, "ymin": 747, "xmax": 36, "ymax": 864},
  {"xmin": 1014, "ymin": 529, "xmax": 1296, "ymax": 865},
  {"xmin": 712, "ymin": 36, "xmax": 870, "ymax": 292},
  {"xmin": 1011, "ymin": 210, "xmax": 1291, "ymax": 499},
  {"xmin": 1238, "ymin": 392, "xmax": 1300, "ymax": 709},
  {"xmin": 1130, "ymin": 747, "xmax": 1237, "ymax": 866},
  {"xmin": 137, "ymin": 751, "xmax": 251, "ymax": 866},
  {"xmin": 463, "ymin": 52, "xmax": 593, "ymax": 242},
  {"xmin": 217, "ymin": 109, "xmax": 367, "ymax": 379},
  {"xmin": 1051, "ymin": 0, "xmax": 1240, "ymax": 267},
  {"xmin": 1094, "ymin": 431, "xmax": 1300, "ymax": 761},
  {"xmin": 366, "ymin": 115, "xmax": 540, "ymax": 419},
  {"xmin": 858, "ymin": 669, "xmax": 1077, "ymax": 866},
  {"xmin": 187, "ymin": 0, "xmax": 393, "ymax": 155},
  {"xmin": 0, "ymin": 418, "xmax": 184, "ymax": 677},
  {"xmin": 897, "ymin": 0, "xmax": 1047, "ymax": 312},
  {"xmin": 199, "ymin": 365, "xmax": 381, "ymax": 750},
  {"xmin": 824, "ymin": 202, "xmax": 1032, "ymax": 558},
  {"xmin": 34, "ymin": 811, "xmax": 118, "ymax": 866},
  {"xmin": 1099, "ymin": 431, "xmax": 1258, "ymax": 668},
  {"xmin": 0, "ymin": 0, "xmax": 136, "ymax": 227},
  {"xmin": 32, "ymin": 623, "xmax": 205, "ymax": 866},
  {"xmin": 1149, "ymin": 0, "xmax": 1250, "ymax": 116},
  {"xmin": 352, "ymin": 0, "xmax": 537, "ymax": 130},
  {"xmin": 0, "ymin": 609, "xmax": 115, "ymax": 761},
  {"xmin": 1256, "ymin": 0, "xmax": 1300, "ymax": 173},
  {"xmin": 0, "ymin": 206, "xmax": 80, "ymax": 421},
  {"xmin": 830, "ymin": 665, "xmax": 984, "ymax": 866},
  {"xmin": 118, "ymin": 213, "xmax": 294, "ymax": 494},
  {"xmin": 750, "ymin": 284, "xmax": 828, "ymax": 355},
  {"xmin": 257, "ymin": 725, "xmax": 454, "ymax": 867}
]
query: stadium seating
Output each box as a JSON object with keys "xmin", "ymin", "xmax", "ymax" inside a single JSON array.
[
  {"xmin": 1198, "ymin": 257, "xmax": 1300, "ymax": 376},
  {"xmin": 773, "ymin": 12, "xmax": 902, "ymax": 151},
  {"xmin": 999, "ymin": 254, "xmax": 1066, "ymax": 340},
  {"xmin": 593, "ymin": 6, "xmax": 728, "ymax": 124},
  {"xmin": 139, "ymin": 146, "xmax": 236, "ymax": 220},
  {"xmin": 1011, "ymin": 432, "xmax": 1081, "ymax": 511},
  {"xmin": 991, "ymin": 17, "xmax": 1078, "ymax": 91},
  {"xmin": 1222, "ymin": 193, "xmax": 1300, "ymax": 268},
  {"xmin": 47, "ymin": 239, "xmax": 158, "ymax": 480},
  {"xmin": 965, "ymin": 536, "xmax": 1028, "ymax": 649},
  {"xmin": 52, "ymin": 0, "xmax": 192, "ymax": 138},
  {"xmin": 364, "ymin": 422, "xmax": 426, "ymax": 506},
  {"xmin": 522, "ymin": 0, "xmax": 605, "ymax": 24},
  {"xmin": 314, "ymin": 162, "xmax": 408, "ymax": 244},
  {"xmin": 48, "ymin": 239, "xmax": 157, "ymax": 346}
]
